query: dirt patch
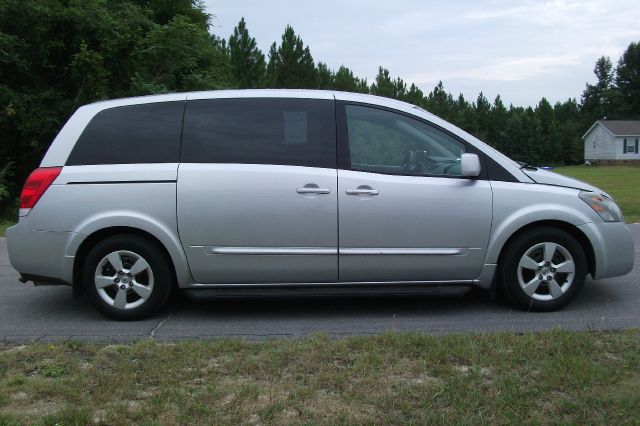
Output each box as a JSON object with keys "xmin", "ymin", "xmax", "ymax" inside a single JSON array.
[
  {"xmin": 3, "ymin": 345, "xmax": 27, "ymax": 354},
  {"xmin": 1, "ymin": 400, "xmax": 62, "ymax": 417}
]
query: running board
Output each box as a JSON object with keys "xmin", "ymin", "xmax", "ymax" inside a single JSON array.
[{"xmin": 185, "ymin": 284, "xmax": 473, "ymax": 300}]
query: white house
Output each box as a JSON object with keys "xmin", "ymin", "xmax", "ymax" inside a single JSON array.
[{"xmin": 583, "ymin": 120, "xmax": 640, "ymax": 164}]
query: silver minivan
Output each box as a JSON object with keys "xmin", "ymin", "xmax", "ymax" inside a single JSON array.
[{"xmin": 7, "ymin": 90, "xmax": 634, "ymax": 320}]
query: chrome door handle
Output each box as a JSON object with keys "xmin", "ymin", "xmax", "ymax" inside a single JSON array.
[
  {"xmin": 345, "ymin": 188, "xmax": 379, "ymax": 196},
  {"xmin": 297, "ymin": 187, "xmax": 331, "ymax": 194}
]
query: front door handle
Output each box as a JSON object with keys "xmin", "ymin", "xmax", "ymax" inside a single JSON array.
[
  {"xmin": 345, "ymin": 187, "xmax": 379, "ymax": 196},
  {"xmin": 297, "ymin": 184, "xmax": 330, "ymax": 195}
]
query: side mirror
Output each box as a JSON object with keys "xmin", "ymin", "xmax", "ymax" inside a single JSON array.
[{"xmin": 461, "ymin": 153, "xmax": 481, "ymax": 177}]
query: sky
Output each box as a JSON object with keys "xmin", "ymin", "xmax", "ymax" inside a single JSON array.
[{"xmin": 204, "ymin": 0, "xmax": 640, "ymax": 107}]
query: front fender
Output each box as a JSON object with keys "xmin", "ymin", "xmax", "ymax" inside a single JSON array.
[{"xmin": 486, "ymin": 182, "xmax": 596, "ymax": 265}]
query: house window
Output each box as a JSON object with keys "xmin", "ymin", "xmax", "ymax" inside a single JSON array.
[{"xmin": 624, "ymin": 138, "xmax": 637, "ymax": 154}]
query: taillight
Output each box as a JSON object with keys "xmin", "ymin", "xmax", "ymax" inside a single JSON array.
[{"xmin": 19, "ymin": 167, "xmax": 62, "ymax": 210}]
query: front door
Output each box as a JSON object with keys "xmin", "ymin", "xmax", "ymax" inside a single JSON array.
[
  {"xmin": 337, "ymin": 103, "xmax": 493, "ymax": 282},
  {"xmin": 178, "ymin": 96, "xmax": 338, "ymax": 284}
]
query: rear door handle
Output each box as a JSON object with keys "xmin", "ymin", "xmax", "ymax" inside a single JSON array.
[
  {"xmin": 297, "ymin": 184, "xmax": 330, "ymax": 194},
  {"xmin": 345, "ymin": 188, "xmax": 379, "ymax": 196}
]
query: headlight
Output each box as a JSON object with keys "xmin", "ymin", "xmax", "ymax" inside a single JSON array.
[{"xmin": 579, "ymin": 191, "xmax": 623, "ymax": 222}]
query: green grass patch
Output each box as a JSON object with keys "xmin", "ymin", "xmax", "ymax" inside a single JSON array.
[
  {"xmin": 0, "ymin": 330, "xmax": 638, "ymax": 425},
  {"xmin": 555, "ymin": 165, "xmax": 640, "ymax": 223},
  {"xmin": 0, "ymin": 220, "xmax": 15, "ymax": 238}
]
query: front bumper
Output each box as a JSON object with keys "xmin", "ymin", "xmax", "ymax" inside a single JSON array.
[
  {"xmin": 7, "ymin": 218, "xmax": 77, "ymax": 285},
  {"xmin": 578, "ymin": 221, "xmax": 635, "ymax": 279}
]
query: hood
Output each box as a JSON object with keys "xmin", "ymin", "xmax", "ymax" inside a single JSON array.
[{"xmin": 522, "ymin": 168, "xmax": 610, "ymax": 197}]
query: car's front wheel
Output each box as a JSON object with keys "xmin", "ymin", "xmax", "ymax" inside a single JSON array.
[
  {"xmin": 499, "ymin": 227, "xmax": 587, "ymax": 311},
  {"xmin": 82, "ymin": 235, "xmax": 173, "ymax": 320}
]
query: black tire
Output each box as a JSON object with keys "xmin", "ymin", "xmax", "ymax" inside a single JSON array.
[
  {"xmin": 82, "ymin": 235, "xmax": 173, "ymax": 320},
  {"xmin": 499, "ymin": 227, "xmax": 587, "ymax": 312}
]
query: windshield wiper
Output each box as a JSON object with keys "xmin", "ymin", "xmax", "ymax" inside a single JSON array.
[{"xmin": 516, "ymin": 161, "xmax": 538, "ymax": 171}]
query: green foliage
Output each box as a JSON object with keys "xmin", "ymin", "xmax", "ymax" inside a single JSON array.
[
  {"xmin": 266, "ymin": 25, "xmax": 316, "ymax": 88},
  {"xmin": 581, "ymin": 56, "xmax": 615, "ymax": 123},
  {"xmin": 332, "ymin": 66, "xmax": 369, "ymax": 93},
  {"xmin": 370, "ymin": 67, "xmax": 395, "ymax": 98},
  {"xmin": 615, "ymin": 41, "xmax": 640, "ymax": 118},
  {"xmin": 580, "ymin": 44, "xmax": 640, "ymax": 122},
  {"xmin": 228, "ymin": 17, "xmax": 265, "ymax": 88},
  {"xmin": 425, "ymin": 81, "xmax": 455, "ymax": 120},
  {"xmin": 132, "ymin": 15, "xmax": 233, "ymax": 93},
  {"xmin": 39, "ymin": 365, "xmax": 67, "ymax": 378},
  {"xmin": 0, "ymin": 0, "xmax": 232, "ymax": 212},
  {"xmin": 0, "ymin": 162, "xmax": 13, "ymax": 204},
  {"xmin": 404, "ymin": 83, "xmax": 424, "ymax": 105},
  {"xmin": 315, "ymin": 62, "xmax": 333, "ymax": 89}
]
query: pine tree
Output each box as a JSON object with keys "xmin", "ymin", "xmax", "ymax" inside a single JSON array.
[
  {"xmin": 265, "ymin": 25, "xmax": 316, "ymax": 88},
  {"xmin": 554, "ymin": 99, "xmax": 582, "ymax": 164},
  {"xmin": 451, "ymin": 93, "xmax": 471, "ymax": 130},
  {"xmin": 405, "ymin": 83, "xmax": 424, "ymax": 107},
  {"xmin": 614, "ymin": 41, "xmax": 640, "ymax": 118},
  {"xmin": 370, "ymin": 67, "xmax": 395, "ymax": 98},
  {"xmin": 393, "ymin": 76, "xmax": 408, "ymax": 100},
  {"xmin": 316, "ymin": 62, "xmax": 333, "ymax": 89},
  {"xmin": 488, "ymin": 95, "xmax": 508, "ymax": 151},
  {"xmin": 473, "ymin": 92, "xmax": 491, "ymax": 141},
  {"xmin": 228, "ymin": 17, "xmax": 266, "ymax": 88},
  {"xmin": 536, "ymin": 98, "xmax": 560, "ymax": 163},
  {"xmin": 333, "ymin": 66, "xmax": 355, "ymax": 91},
  {"xmin": 425, "ymin": 81, "xmax": 453, "ymax": 120},
  {"xmin": 580, "ymin": 56, "xmax": 615, "ymax": 122}
]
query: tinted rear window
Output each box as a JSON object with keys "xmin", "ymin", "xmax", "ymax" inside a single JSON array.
[
  {"xmin": 66, "ymin": 102, "xmax": 184, "ymax": 166},
  {"xmin": 181, "ymin": 98, "xmax": 336, "ymax": 168}
]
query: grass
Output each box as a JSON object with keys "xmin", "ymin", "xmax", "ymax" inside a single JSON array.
[
  {"xmin": 555, "ymin": 165, "xmax": 640, "ymax": 223},
  {"xmin": 0, "ymin": 220, "xmax": 15, "ymax": 238},
  {"xmin": 0, "ymin": 330, "xmax": 638, "ymax": 425}
]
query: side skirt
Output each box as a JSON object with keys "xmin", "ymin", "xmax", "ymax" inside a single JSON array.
[{"xmin": 184, "ymin": 282, "xmax": 474, "ymax": 300}]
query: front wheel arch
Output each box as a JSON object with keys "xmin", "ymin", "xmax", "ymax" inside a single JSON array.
[{"xmin": 495, "ymin": 220, "xmax": 596, "ymax": 288}]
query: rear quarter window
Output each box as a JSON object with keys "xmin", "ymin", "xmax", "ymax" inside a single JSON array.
[{"xmin": 66, "ymin": 102, "xmax": 184, "ymax": 165}]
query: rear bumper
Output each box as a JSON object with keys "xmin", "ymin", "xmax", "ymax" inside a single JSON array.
[
  {"xmin": 7, "ymin": 218, "xmax": 77, "ymax": 285},
  {"xmin": 578, "ymin": 221, "xmax": 635, "ymax": 279}
]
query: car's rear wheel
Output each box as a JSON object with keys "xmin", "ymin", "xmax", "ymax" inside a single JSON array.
[
  {"xmin": 82, "ymin": 235, "xmax": 173, "ymax": 320},
  {"xmin": 499, "ymin": 227, "xmax": 587, "ymax": 311}
]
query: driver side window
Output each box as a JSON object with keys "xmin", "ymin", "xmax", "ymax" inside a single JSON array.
[{"xmin": 346, "ymin": 105, "xmax": 465, "ymax": 176}]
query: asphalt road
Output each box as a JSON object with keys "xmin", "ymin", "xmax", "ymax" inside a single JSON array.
[{"xmin": 1, "ymin": 225, "xmax": 638, "ymax": 343}]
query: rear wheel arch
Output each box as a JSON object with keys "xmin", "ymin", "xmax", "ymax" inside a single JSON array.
[{"xmin": 72, "ymin": 227, "xmax": 178, "ymax": 297}]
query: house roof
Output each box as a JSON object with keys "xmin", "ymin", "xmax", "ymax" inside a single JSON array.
[
  {"xmin": 586, "ymin": 120, "xmax": 640, "ymax": 139},
  {"xmin": 599, "ymin": 120, "xmax": 640, "ymax": 135}
]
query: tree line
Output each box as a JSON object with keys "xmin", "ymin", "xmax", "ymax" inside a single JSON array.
[{"xmin": 1, "ymin": 0, "xmax": 639, "ymax": 211}]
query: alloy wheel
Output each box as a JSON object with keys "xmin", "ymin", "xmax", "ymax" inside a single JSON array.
[
  {"xmin": 94, "ymin": 250, "xmax": 155, "ymax": 310},
  {"xmin": 516, "ymin": 242, "xmax": 575, "ymax": 302}
]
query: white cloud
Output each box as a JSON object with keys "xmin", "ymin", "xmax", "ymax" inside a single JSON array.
[
  {"xmin": 408, "ymin": 54, "xmax": 582, "ymax": 83},
  {"xmin": 204, "ymin": 0, "xmax": 640, "ymax": 106}
]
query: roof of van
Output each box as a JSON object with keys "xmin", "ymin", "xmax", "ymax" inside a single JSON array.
[{"xmin": 87, "ymin": 89, "xmax": 437, "ymax": 118}]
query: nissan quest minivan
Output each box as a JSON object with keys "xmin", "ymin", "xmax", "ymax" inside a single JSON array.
[{"xmin": 7, "ymin": 90, "xmax": 634, "ymax": 320}]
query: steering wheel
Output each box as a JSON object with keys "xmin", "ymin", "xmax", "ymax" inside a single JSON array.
[
  {"xmin": 442, "ymin": 160, "xmax": 460, "ymax": 175},
  {"xmin": 402, "ymin": 150, "xmax": 415, "ymax": 173}
]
